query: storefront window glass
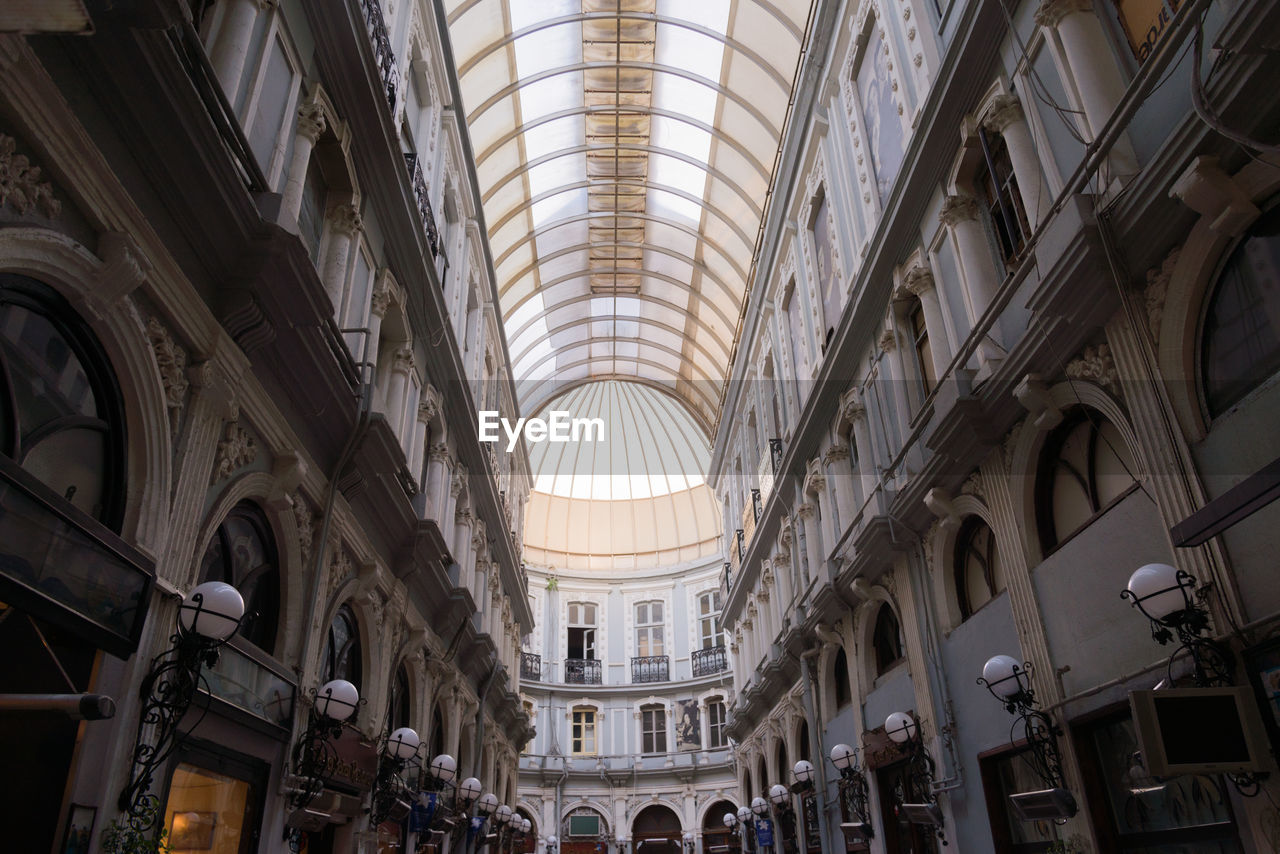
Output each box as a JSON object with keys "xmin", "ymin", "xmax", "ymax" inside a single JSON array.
[{"xmin": 163, "ymin": 763, "xmax": 257, "ymax": 854}]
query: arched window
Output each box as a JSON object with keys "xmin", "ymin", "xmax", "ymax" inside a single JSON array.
[
  {"xmin": 775, "ymin": 741, "xmax": 788, "ymax": 780},
  {"xmin": 833, "ymin": 647, "xmax": 852, "ymax": 709},
  {"xmin": 954, "ymin": 516, "xmax": 1005, "ymax": 619},
  {"xmin": 429, "ymin": 703, "xmax": 446, "ymax": 759},
  {"xmin": 198, "ymin": 501, "xmax": 280, "ymax": 652},
  {"xmin": 0, "ymin": 274, "xmax": 127, "ymax": 530},
  {"xmin": 975, "ymin": 128, "xmax": 1030, "ymax": 269},
  {"xmin": 389, "ymin": 664, "xmax": 411, "ymax": 730},
  {"xmin": 324, "ymin": 603, "xmax": 362, "ymax": 694},
  {"xmin": 1035, "ymin": 408, "xmax": 1137, "ymax": 552},
  {"xmin": 872, "ymin": 604, "xmax": 904, "ymax": 676},
  {"xmin": 1201, "ymin": 205, "xmax": 1280, "ymax": 417}
]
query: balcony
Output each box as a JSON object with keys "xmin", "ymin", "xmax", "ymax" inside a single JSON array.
[
  {"xmin": 565, "ymin": 658, "xmax": 602, "ymax": 685},
  {"xmin": 631, "ymin": 655, "xmax": 669, "ymax": 683},
  {"xmin": 521, "ymin": 651, "xmax": 542, "ymax": 682},
  {"xmin": 692, "ymin": 646, "xmax": 728, "ymax": 677},
  {"xmin": 357, "ymin": 0, "xmax": 398, "ymax": 109},
  {"xmin": 403, "ymin": 153, "xmax": 440, "ymax": 258}
]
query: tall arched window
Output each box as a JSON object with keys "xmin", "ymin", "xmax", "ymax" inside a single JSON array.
[
  {"xmin": 389, "ymin": 664, "xmax": 411, "ymax": 730},
  {"xmin": 1201, "ymin": 205, "xmax": 1280, "ymax": 417},
  {"xmin": 1035, "ymin": 407, "xmax": 1137, "ymax": 552},
  {"xmin": 324, "ymin": 603, "xmax": 362, "ymax": 696},
  {"xmin": 0, "ymin": 274, "xmax": 127, "ymax": 530},
  {"xmin": 833, "ymin": 647, "xmax": 852, "ymax": 709},
  {"xmin": 872, "ymin": 604, "xmax": 904, "ymax": 676},
  {"xmin": 954, "ymin": 516, "xmax": 1005, "ymax": 619},
  {"xmin": 198, "ymin": 501, "xmax": 280, "ymax": 652},
  {"xmin": 429, "ymin": 703, "xmax": 446, "ymax": 759},
  {"xmin": 909, "ymin": 298, "xmax": 936, "ymax": 395},
  {"xmin": 975, "ymin": 128, "xmax": 1030, "ymax": 269}
]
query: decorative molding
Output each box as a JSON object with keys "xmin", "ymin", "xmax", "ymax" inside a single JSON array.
[
  {"xmin": 146, "ymin": 317, "xmax": 189, "ymax": 414},
  {"xmin": 1065, "ymin": 343, "xmax": 1119, "ymax": 395},
  {"xmin": 824, "ymin": 443, "xmax": 851, "ymax": 465},
  {"xmin": 923, "ymin": 487, "xmax": 960, "ymax": 532},
  {"xmin": 291, "ymin": 490, "xmax": 316, "ymax": 569},
  {"xmin": 211, "ymin": 420, "xmax": 257, "ymax": 482},
  {"xmin": 1013, "ymin": 373, "xmax": 1063, "ymax": 429},
  {"xmin": 960, "ymin": 471, "xmax": 984, "ymax": 500},
  {"xmin": 98, "ymin": 231, "xmax": 151, "ymax": 300},
  {"xmin": 0, "ymin": 133, "xmax": 60, "ymax": 218},
  {"xmin": 982, "ymin": 93, "xmax": 1023, "ymax": 134},
  {"xmin": 1034, "ymin": 0, "xmax": 1093, "ymax": 28},
  {"xmin": 329, "ymin": 537, "xmax": 353, "ymax": 595},
  {"xmin": 839, "ymin": 387, "xmax": 866, "ymax": 425},
  {"xmin": 327, "ymin": 203, "xmax": 363, "ymax": 236},
  {"xmin": 1143, "ymin": 247, "xmax": 1180, "ymax": 342}
]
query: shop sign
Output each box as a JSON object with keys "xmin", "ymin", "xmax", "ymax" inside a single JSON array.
[
  {"xmin": 325, "ymin": 729, "xmax": 378, "ymax": 792},
  {"xmin": 1113, "ymin": 0, "xmax": 1181, "ymax": 63},
  {"xmin": 860, "ymin": 725, "xmax": 909, "ymax": 771}
]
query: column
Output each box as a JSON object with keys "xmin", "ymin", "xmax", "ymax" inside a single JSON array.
[
  {"xmin": 384, "ymin": 345, "xmax": 413, "ymax": 440},
  {"xmin": 454, "ymin": 505, "xmax": 475, "ymax": 590},
  {"xmin": 411, "ymin": 401, "xmax": 433, "ymax": 483},
  {"xmin": 424, "ymin": 445, "xmax": 450, "ymax": 521},
  {"xmin": 1036, "ymin": 0, "xmax": 1138, "ymax": 179},
  {"xmin": 775, "ymin": 527, "xmax": 795, "ymax": 615},
  {"xmin": 796, "ymin": 504, "xmax": 822, "ymax": 586},
  {"xmin": 984, "ymin": 94, "xmax": 1053, "ymax": 228},
  {"xmin": 822, "ymin": 444, "xmax": 856, "ymax": 532},
  {"xmin": 840, "ymin": 390, "xmax": 877, "ymax": 510},
  {"xmin": 322, "ymin": 204, "xmax": 361, "ymax": 312},
  {"xmin": 876, "ymin": 328, "xmax": 915, "ymax": 457},
  {"xmin": 281, "ymin": 101, "xmax": 326, "ymax": 222},
  {"xmin": 362, "ymin": 275, "xmax": 392, "ymax": 384},
  {"xmin": 940, "ymin": 195, "xmax": 1004, "ymax": 368},
  {"xmin": 208, "ymin": 0, "xmax": 273, "ymax": 100}
]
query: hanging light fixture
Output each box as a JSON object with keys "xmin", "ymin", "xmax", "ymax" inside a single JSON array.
[
  {"xmin": 1122, "ymin": 563, "xmax": 1235, "ymax": 685},
  {"xmin": 828, "ymin": 743, "xmax": 872, "ymax": 841},
  {"xmin": 882, "ymin": 712, "xmax": 946, "ymax": 845}
]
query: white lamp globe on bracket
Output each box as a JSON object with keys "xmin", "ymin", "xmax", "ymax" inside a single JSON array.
[
  {"xmin": 979, "ymin": 654, "xmax": 1036, "ymax": 713},
  {"xmin": 792, "ymin": 760, "xmax": 815, "ymax": 786},
  {"xmin": 768, "ymin": 784, "xmax": 789, "ymax": 806},
  {"xmin": 496, "ymin": 804, "xmax": 513, "ymax": 826},
  {"xmin": 458, "ymin": 776, "xmax": 482, "ymax": 803},
  {"xmin": 315, "ymin": 679, "xmax": 360, "ymax": 721},
  {"xmin": 386, "ymin": 727, "xmax": 420, "ymax": 762},
  {"xmin": 179, "ymin": 581, "xmax": 245, "ymax": 642},
  {"xmin": 477, "ymin": 793, "xmax": 498, "ymax": 816},
  {"xmin": 723, "ymin": 812, "xmax": 737, "ymax": 829},
  {"xmin": 750, "ymin": 797, "xmax": 768, "ymax": 816},
  {"xmin": 885, "ymin": 711, "xmax": 917, "ymax": 744},
  {"xmin": 736, "ymin": 806, "xmax": 751, "ymax": 824},
  {"xmin": 1124, "ymin": 563, "xmax": 1194, "ymax": 624},
  {"xmin": 829, "ymin": 743, "xmax": 857, "ymax": 773},
  {"xmin": 429, "ymin": 753, "xmax": 457, "ymax": 784}
]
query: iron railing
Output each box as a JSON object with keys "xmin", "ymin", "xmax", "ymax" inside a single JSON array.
[
  {"xmin": 357, "ymin": 0, "xmax": 398, "ymax": 109},
  {"xmin": 769, "ymin": 438, "xmax": 784, "ymax": 473},
  {"xmin": 692, "ymin": 646, "xmax": 728, "ymax": 677},
  {"xmin": 403, "ymin": 153, "xmax": 440, "ymax": 257},
  {"xmin": 631, "ymin": 656, "xmax": 669, "ymax": 683},
  {"xmin": 565, "ymin": 658, "xmax": 602, "ymax": 685},
  {"xmin": 520, "ymin": 652, "xmax": 541, "ymax": 682}
]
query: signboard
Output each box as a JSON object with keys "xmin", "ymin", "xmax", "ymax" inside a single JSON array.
[
  {"xmin": 1111, "ymin": 0, "xmax": 1181, "ymax": 63},
  {"xmin": 411, "ymin": 792, "xmax": 441, "ymax": 832},
  {"xmin": 801, "ymin": 793, "xmax": 822, "ymax": 852},
  {"xmin": 753, "ymin": 819, "xmax": 774, "ymax": 848},
  {"xmin": 861, "ymin": 724, "xmax": 910, "ymax": 771},
  {"xmin": 325, "ymin": 729, "xmax": 379, "ymax": 793}
]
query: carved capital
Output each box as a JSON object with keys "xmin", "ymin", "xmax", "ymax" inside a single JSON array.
[
  {"xmin": 327, "ymin": 203, "xmax": 363, "ymax": 236},
  {"xmin": 982, "ymin": 93, "xmax": 1024, "ymax": 134},
  {"xmin": 296, "ymin": 100, "xmax": 327, "ymax": 142},
  {"xmin": 940, "ymin": 194, "xmax": 982, "ymax": 226},
  {"xmin": 212, "ymin": 421, "xmax": 257, "ymax": 483},
  {"xmin": 146, "ymin": 317, "xmax": 189, "ymax": 411},
  {"xmin": 429, "ymin": 442, "xmax": 450, "ymax": 462},
  {"xmin": 1034, "ymin": 0, "xmax": 1093, "ymax": 28},
  {"xmin": 796, "ymin": 503, "xmax": 816, "ymax": 521},
  {"xmin": 902, "ymin": 263, "xmax": 935, "ymax": 297},
  {"xmin": 392, "ymin": 344, "xmax": 415, "ymax": 374},
  {"xmin": 0, "ymin": 133, "xmax": 60, "ymax": 218},
  {"xmin": 839, "ymin": 387, "xmax": 866, "ymax": 425},
  {"xmin": 1065, "ymin": 343, "xmax": 1120, "ymax": 395},
  {"xmin": 824, "ymin": 443, "xmax": 851, "ymax": 465},
  {"xmin": 879, "ymin": 327, "xmax": 897, "ymax": 352}
]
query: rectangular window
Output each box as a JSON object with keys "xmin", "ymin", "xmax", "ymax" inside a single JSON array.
[
  {"xmin": 910, "ymin": 302, "xmax": 935, "ymax": 395},
  {"xmin": 856, "ymin": 17, "xmax": 906, "ymax": 204},
  {"xmin": 568, "ymin": 602, "xmax": 597, "ymax": 660},
  {"xmin": 298, "ymin": 159, "xmax": 326, "ymax": 263},
  {"xmin": 572, "ymin": 708, "xmax": 596, "ymax": 755},
  {"xmin": 977, "ymin": 128, "xmax": 1030, "ymax": 268},
  {"xmin": 642, "ymin": 706, "xmax": 667, "ymax": 754},
  {"xmin": 247, "ymin": 34, "xmax": 296, "ymax": 181},
  {"xmin": 698, "ymin": 592, "xmax": 722, "ymax": 650},
  {"xmin": 707, "ymin": 700, "xmax": 727, "ymax": 749},
  {"xmin": 162, "ymin": 742, "xmax": 268, "ymax": 854},
  {"xmin": 784, "ymin": 279, "xmax": 807, "ymax": 377},
  {"xmin": 635, "ymin": 601, "xmax": 664, "ymax": 657}
]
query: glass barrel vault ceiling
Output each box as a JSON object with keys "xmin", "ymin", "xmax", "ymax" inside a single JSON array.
[{"xmin": 445, "ymin": 0, "xmax": 816, "ymax": 430}]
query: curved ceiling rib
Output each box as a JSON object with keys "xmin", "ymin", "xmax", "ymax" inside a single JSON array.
[{"xmin": 444, "ymin": 0, "xmax": 815, "ymax": 427}]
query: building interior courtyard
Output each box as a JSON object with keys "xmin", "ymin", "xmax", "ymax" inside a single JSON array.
[{"xmin": 2, "ymin": 0, "xmax": 1280, "ymax": 852}]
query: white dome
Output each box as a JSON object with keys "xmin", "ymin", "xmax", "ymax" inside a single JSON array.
[{"xmin": 523, "ymin": 381, "xmax": 721, "ymax": 571}]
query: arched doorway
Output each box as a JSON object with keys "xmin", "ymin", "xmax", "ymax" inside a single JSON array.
[
  {"xmin": 632, "ymin": 804, "xmax": 681, "ymax": 854},
  {"xmin": 516, "ymin": 809, "xmax": 538, "ymax": 854},
  {"xmin": 562, "ymin": 806, "xmax": 609, "ymax": 854},
  {"xmin": 702, "ymin": 800, "xmax": 740, "ymax": 854}
]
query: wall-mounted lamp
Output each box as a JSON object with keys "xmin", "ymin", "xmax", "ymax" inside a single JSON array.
[
  {"xmin": 828, "ymin": 743, "xmax": 873, "ymax": 841},
  {"xmin": 1123, "ymin": 563, "xmax": 1234, "ymax": 686},
  {"xmin": 884, "ymin": 712, "xmax": 947, "ymax": 846},
  {"xmin": 977, "ymin": 656, "xmax": 1077, "ymax": 821},
  {"xmin": 370, "ymin": 725, "xmax": 421, "ymax": 827},
  {"xmin": 119, "ymin": 581, "xmax": 245, "ymax": 832},
  {"xmin": 285, "ymin": 678, "xmax": 363, "ymax": 847}
]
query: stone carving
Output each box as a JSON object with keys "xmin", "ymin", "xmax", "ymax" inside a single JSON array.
[
  {"xmin": 960, "ymin": 471, "xmax": 984, "ymax": 500},
  {"xmin": 328, "ymin": 203, "xmax": 363, "ymax": 236},
  {"xmin": 1144, "ymin": 247, "xmax": 1180, "ymax": 342},
  {"xmin": 291, "ymin": 490, "xmax": 316, "ymax": 569},
  {"xmin": 0, "ymin": 134, "xmax": 60, "ymax": 218},
  {"xmin": 879, "ymin": 327, "xmax": 897, "ymax": 351},
  {"xmin": 212, "ymin": 421, "xmax": 257, "ymax": 482},
  {"xmin": 940, "ymin": 194, "xmax": 982, "ymax": 225},
  {"xmin": 296, "ymin": 100, "xmax": 327, "ymax": 142},
  {"xmin": 146, "ymin": 317, "xmax": 189, "ymax": 412},
  {"xmin": 982, "ymin": 93, "xmax": 1023, "ymax": 134},
  {"xmin": 1065, "ymin": 343, "xmax": 1119, "ymax": 395},
  {"xmin": 329, "ymin": 537, "xmax": 353, "ymax": 594}
]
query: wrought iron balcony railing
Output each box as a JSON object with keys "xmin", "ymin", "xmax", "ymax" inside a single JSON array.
[
  {"xmin": 631, "ymin": 655, "xmax": 669, "ymax": 683},
  {"xmin": 769, "ymin": 438, "xmax": 784, "ymax": 473},
  {"xmin": 692, "ymin": 646, "xmax": 728, "ymax": 677},
  {"xmin": 565, "ymin": 658, "xmax": 602, "ymax": 685},
  {"xmin": 520, "ymin": 651, "xmax": 542, "ymax": 682},
  {"xmin": 403, "ymin": 153, "xmax": 440, "ymax": 258},
  {"xmin": 357, "ymin": 0, "xmax": 398, "ymax": 109}
]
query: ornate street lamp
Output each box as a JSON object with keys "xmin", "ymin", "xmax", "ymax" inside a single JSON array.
[
  {"xmin": 977, "ymin": 655, "xmax": 1077, "ymax": 820},
  {"xmin": 1122, "ymin": 563, "xmax": 1234, "ymax": 685},
  {"xmin": 546, "ymin": 834, "xmax": 558, "ymax": 854},
  {"xmin": 370, "ymin": 725, "xmax": 421, "ymax": 827},
  {"xmin": 682, "ymin": 830, "xmax": 696, "ymax": 854},
  {"xmin": 829, "ymin": 743, "xmax": 872, "ymax": 842},
  {"xmin": 768, "ymin": 784, "xmax": 798, "ymax": 854},
  {"xmin": 735, "ymin": 806, "xmax": 754, "ymax": 854},
  {"xmin": 884, "ymin": 712, "xmax": 947, "ymax": 845},
  {"xmin": 284, "ymin": 678, "xmax": 362, "ymax": 849},
  {"xmin": 119, "ymin": 581, "xmax": 245, "ymax": 832}
]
